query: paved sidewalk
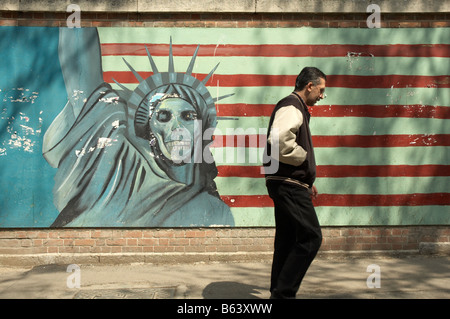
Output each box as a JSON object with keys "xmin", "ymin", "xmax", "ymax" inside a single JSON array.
[{"xmin": 0, "ymin": 255, "xmax": 448, "ymax": 299}]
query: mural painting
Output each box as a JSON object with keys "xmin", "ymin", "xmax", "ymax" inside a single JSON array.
[
  {"xmin": 0, "ymin": 26, "xmax": 449, "ymax": 228},
  {"xmin": 43, "ymin": 28, "xmax": 233, "ymax": 227}
]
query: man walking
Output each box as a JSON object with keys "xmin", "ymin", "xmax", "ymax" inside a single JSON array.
[{"xmin": 263, "ymin": 67, "xmax": 326, "ymax": 299}]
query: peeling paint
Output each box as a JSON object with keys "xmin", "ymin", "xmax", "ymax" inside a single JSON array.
[
  {"xmin": 346, "ymin": 51, "xmax": 375, "ymax": 72},
  {"xmin": 71, "ymin": 89, "xmax": 84, "ymax": 101},
  {"xmin": 432, "ymin": 76, "xmax": 450, "ymax": 86},
  {"xmin": 99, "ymin": 96, "xmax": 120, "ymax": 104},
  {"xmin": 7, "ymin": 134, "xmax": 35, "ymax": 153},
  {"xmin": 75, "ymin": 137, "xmax": 118, "ymax": 158},
  {"xmin": 0, "ymin": 99, "xmax": 44, "ymax": 154},
  {"xmin": 409, "ymin": 134, "xmax": 437, "ymax": 146},
  {"xmin": 97, "ymin": 137, "xmax": 114, "ymax": 149},
  {"xmin": 2, "ymin": 88, "xmax": 39, "ymax": 104}
]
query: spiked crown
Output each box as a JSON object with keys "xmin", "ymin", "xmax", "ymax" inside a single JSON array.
[{"xmin": 112, "ymin": 38, "xmax": 233, "ymax": 139}]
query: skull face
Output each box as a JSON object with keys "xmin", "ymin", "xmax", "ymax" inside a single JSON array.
[{"xmin": 149, "ymin": 97, "xmax": 198, "ymax": 164}]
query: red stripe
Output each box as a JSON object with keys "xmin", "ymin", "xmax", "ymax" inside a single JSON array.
[
  {"xmin": 222, "ymin": 195, "xmax": 274, "ymax": 207},
  {"xmin": 212, "ymin": 135, "xmax": 263, "ymax": 148},
  {"xmin": 101, "ymin": 43, "xmax": 450, "ymax": 58},
  {"xmin": 217, "ymin": 165, "xmax": 264, "ymax": 177},
  {"xmin": 217, "ymin": 104, "xmax": 275, "ymax": 117},
  {"xmin": 217, "ymin": 104, "xmax": 450, "ymax": 119},
  {"xmin": 217, "ymin": 165, "xmax": 450, "ymax": 178},
  {"xmin": 221, "ymin": 193, "xmax": 450, "ymax": 207},
  {"xmin": 211, "ymin": 134, "xmax": 450, "ymax": 148},
  {"xmin": 104, "ymin": 72, "xmax": 450, "ymax": 88},
  {"xmin": 309, "ymin": 105, "xmax": 450, "ymax": 119}
]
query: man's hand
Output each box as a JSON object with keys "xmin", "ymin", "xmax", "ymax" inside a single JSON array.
[{"xmin": 310, "ymin": 185, "xmax": 318, "ymax": 199}]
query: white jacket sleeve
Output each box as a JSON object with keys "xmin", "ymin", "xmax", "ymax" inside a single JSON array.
[{"xmin": 268, "ymin": 105, "xmax": 307, "ymax": 166}]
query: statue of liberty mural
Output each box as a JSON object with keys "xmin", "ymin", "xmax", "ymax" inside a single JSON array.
[{"xmin": 42, "ymin": 28, "xmax": 234, "ymax": 227}]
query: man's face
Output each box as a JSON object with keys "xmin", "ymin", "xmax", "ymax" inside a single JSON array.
[
  {"xmin": 149, "ymin": 98, "xmax": 198, "ymax": 163},
  {"xmin": 306, "ymin": 77, "xmax": 326, "ymax": 106}
]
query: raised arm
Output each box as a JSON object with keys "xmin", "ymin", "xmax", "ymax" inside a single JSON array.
[
  {"xmin": 43, "ymin": 27, "xmax": 105, "ymax": 166},
  {"xmin": 58, "ymin": 27, "xmax": 104, "ymax": 118}
]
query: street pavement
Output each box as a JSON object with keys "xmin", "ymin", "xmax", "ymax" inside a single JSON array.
[{"xmin": 0, "ymin": 255, "xmax": 448, "ymax": 299}]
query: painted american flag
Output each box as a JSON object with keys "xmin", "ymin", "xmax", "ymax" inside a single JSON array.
[{"xmin": 98, "ymin": 27, "xmax": 450, "ymax": 227}]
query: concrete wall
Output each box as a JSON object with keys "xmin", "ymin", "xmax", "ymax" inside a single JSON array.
[{"xmin": 1, "ymin": 0, "xmax": 449, "ymax": 13}]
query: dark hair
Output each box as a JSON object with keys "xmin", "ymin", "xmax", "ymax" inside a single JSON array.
[{"xmin": 295, "ymin": 67, "xmax": 326, "ymax": 91}]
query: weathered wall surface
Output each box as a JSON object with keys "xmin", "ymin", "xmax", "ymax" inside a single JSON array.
[{"xmin": 1, "ymin": 0, "xmax": 448, "ymax": 13}]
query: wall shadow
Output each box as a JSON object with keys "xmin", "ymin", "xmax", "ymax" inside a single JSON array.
[{"xmin": 202, "ymin": 281, "xmax": 265, "ymax": 299}]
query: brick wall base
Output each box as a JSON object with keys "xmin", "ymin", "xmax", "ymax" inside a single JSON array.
[{"xmin": 1, "ymin": 226, "xmax": 449, "ymax": 266}]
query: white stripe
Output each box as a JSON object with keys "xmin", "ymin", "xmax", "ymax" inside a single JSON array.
[
  {"xmin": 211, "ymin": 146, "xmax": 449, "ymax": 166},
  {"xmin": 98, "ymin": 27, "xmax": 450, "ymax": 45},
  {"xmin": 213, "ymin": 116, "xmax": 450, "ymax": 136},
  {"xmin": 215, "ymin": 176, "xmax": 449, "ymax": 196},
  {"xmin": 230, "ymin": 206, "xmax": 450, "ymax": 226}
]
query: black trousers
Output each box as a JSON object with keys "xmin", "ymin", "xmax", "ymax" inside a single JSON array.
[{"xmin": 266, "ymin": 180, "xmax": 322, "ymax": 299}]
